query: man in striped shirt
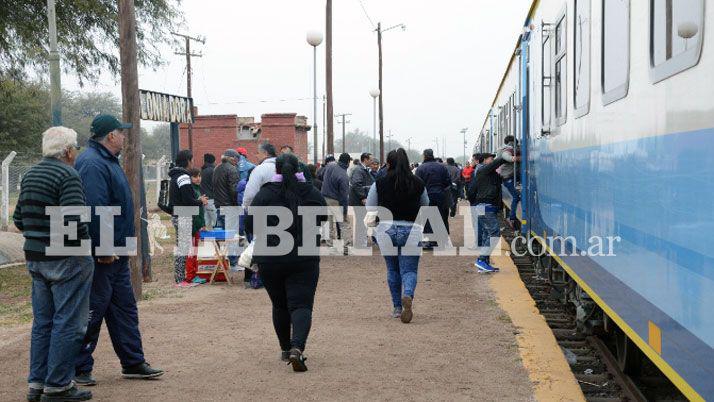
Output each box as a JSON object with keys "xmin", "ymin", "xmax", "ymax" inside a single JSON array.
[{"xmin": 13, "ymin": 126, "xmax": 94, "ymax": 401}]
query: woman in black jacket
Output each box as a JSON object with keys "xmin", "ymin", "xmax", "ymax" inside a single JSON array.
[
  {"xmin": 245, "ymin": 153, "xmax": 327, "ymax": 372},
  {"xmin": 366, "ymin": 148, "xmax": 429, "ymax": 323}
]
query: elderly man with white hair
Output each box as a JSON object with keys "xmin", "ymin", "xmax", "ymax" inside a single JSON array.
[{"xmin": 13, "ymin": 126, "xmax": 94, "ymax": 401}]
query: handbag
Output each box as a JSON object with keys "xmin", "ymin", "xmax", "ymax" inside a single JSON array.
[
  {"xmin": 238, "ymin": 241, "xmax": 254, "ymax": 269},
  {"xmin": 363, "ymin": 211, "xmax": 379, "ymax": 228}
]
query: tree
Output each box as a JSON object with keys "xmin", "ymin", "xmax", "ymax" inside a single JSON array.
[
  {"xmin": 0, "ymin": 0, "xmax": 183, "ymax": 84},
  {"xmin": 142, "ymin": 124, "xmax": 170, "ymax": 161},
  {"xmin": 0, "ymin": 78, "xmax": 49, "ymax": 161},
  {"xmin": 63, "ymin": 91, "xmax": 122, "ymax": 144},
  {"xmin": 333, "ymin": 128, "xmax": 421, "ymax": 164}
]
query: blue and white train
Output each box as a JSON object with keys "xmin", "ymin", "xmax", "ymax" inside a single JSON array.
[{"xmin": 477, "ymin": 0, "xmax": 714, "ymax": 399}]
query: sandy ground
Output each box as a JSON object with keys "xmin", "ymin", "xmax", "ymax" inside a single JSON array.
[{"xmin": 0, "ymin": 214, "xmax": 537, "ymax": 401}]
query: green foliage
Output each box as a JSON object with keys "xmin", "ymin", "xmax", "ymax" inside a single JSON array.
[
  {"xmin": 0, "ymin": 78, "xmax": 50, "ymax": 161},
  {"xmin": 334, "ymin": 128, "xmax": 422, "ymax": 164},
  {"xmin": 0, "ymin": 0, "xmax": 183, "ymax": 84},
  {"xmin": 62, "ymin": 90, "xmax": 122, "ymax": 144},
  {"xmin": 142, "ymin": 123, "xmax": 171, "ymax": 160}
]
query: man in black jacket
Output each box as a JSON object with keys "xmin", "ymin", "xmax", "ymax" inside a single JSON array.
[
  {"xmin": 212, "ymin": 149, "xmax": 240, "ymax": 228},
  {"xmin": 201, "ymin": 153, "xmax": 217, "ymax": 228},
  {"xmin": 469, "ymin": 153, "xmax": 511, "ymax": 273},
  {"xmin": 415, "ymin": 149, "xmax": 452, "ymax": 247},
  {"xmin": 169, "ymin": 150, "xmax": 208, "ymax": 285}
]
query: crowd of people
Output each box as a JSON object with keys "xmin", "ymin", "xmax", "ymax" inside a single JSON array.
[{"xmin": 13, "ymin": 113, "xmax": 520, "ymax": 400}]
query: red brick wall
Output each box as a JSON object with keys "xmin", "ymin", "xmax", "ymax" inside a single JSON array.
[{"xmin": 179, "ymin": 113, "xmax": 310, "ymax": 165}]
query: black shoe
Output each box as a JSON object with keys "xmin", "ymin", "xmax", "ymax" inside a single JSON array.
[
  {"xmin": 121, "ymin": 362, "xmax": 164, "ymax": 379},
  {"xmin": 40, "ymin": 386, "xmax": 92, "ymax": 401},
  {"xmin": 280, "ymin": 350, "xmax": 290, "ymax": 362},
  {"xmin": 73, "ymin": 373, "xmax": 96, "ymax": 387},
  {"xmin": 27, "ymin": 388, "xmax": 43, "ymax": 402},
  {"xmin": 288, "ymin": 348, "xmax": 308, "ymax": 372}
]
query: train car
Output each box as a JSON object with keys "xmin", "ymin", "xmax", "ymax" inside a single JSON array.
[{"xmin": 478, "ymin": 0, "xmax": 714, "ymax": 399}]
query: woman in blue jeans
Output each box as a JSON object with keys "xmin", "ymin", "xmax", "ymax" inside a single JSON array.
[{"xmin": 366, "ymin": 148, "xmax": 429, "ymax": 323}]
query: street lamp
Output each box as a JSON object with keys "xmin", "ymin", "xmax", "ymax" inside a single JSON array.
[
  {"xmin": 369, "ymin": 88, "xmax": 380, "ymax": 156},
  {"xmin": 460, "ymin": 128, "xmax": 468, "ymax": 165},
  {"xmin": 307, "ymin": 30, "xmax": 323, "ymax": 164}
]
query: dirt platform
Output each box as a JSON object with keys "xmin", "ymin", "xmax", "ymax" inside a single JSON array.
[{"xmin": 0, "ymin": 215, "xmax": 537, "ymax": 401}]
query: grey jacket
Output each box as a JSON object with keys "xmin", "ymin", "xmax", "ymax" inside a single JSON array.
[
  {"xmin": 497, "ymin": 144, "xmax": 515, "ymax": 179},
  {"xmin": 320, "ymin": 161, "xmax": 349, "ymax": 208},
  {"xmin": 242, "ymin": 157, "xmax": 277, "ymax": 208}
]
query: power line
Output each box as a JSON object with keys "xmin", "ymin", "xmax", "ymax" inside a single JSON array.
[
  {"xmin": 357, "ymin": 0, "xmax": 376, "ymax": 29},
  {"xmin": 205, "ymin": 97, "xmax": 313, "ymax": 105}
]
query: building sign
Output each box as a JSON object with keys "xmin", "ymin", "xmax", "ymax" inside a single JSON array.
[{"xmin": 139, "ymin": 89, "xmax": 194, "ymax": 123}]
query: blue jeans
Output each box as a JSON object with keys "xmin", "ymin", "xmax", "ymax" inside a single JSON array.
[
  {"xmin": 473, "ymin": 204, "xmax": 500, "ymax": 262},
  {"xmin": 503, "ymin": 178, "xmax": 520, "ymax": 220},
  {"xmin": 27, "ymin": 256, "xmax": 94, "ymax": 392},
  {"xmin": 379, "ymin": 224, "xmax": 421, "ymax": 308},
  {"xmin": 75, "ymin": 257, "xmax": 145, "ymax": 373}
]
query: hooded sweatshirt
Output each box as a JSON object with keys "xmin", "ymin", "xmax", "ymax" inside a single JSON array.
[{"xmin": 168, "ymin": 166, "xmax": 203, "ymax": 213}]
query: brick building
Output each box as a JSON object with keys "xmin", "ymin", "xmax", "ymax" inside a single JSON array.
[{"xmin": 179, "ymin": 112, "xmax": 310, "ymax": 164}]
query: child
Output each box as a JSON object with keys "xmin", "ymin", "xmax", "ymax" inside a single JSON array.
[{"xmin": 185, "ymin": 168, "xmax": 207, "ymax": 284}]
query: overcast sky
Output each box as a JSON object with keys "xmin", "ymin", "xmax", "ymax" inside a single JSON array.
[{"xmin": 66, "ymin": 0, "xmax": 531, "ymax": 158}]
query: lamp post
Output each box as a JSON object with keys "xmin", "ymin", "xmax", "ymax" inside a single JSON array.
[
  {"xmin": 307, "ymin": 30, "xmax": 323, "ymax": 164},
  {"xmin": 460, "ymin": 128, "xmax": 468, "ymax": 165},
  {"xmin": 369, "ymin": 89, "xmax": 380, "ymax": 156},
  {"xmin": 47, "ymin": 0, "xmax": 62, "ymax": 126}
]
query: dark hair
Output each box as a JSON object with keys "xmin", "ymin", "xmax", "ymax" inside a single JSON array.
[
  {"xmin": 423, "ymin": 148, "xmax": 434, "ymax": 161},
  {"xmin": 280, "ymin": 144, "xmax": 293, "ymax": 152},
  {"xmin": 353, "ymin": 159, "xmax": 360, "ymax": 165},
  {"xmin": 386, "ymin": 148, "xmax": 420, "ymax": 194},
  {"xmin": 504, "ymin": 135, "xmax": 515, "ymax": 144},
  {"xmin": 338, "ymin": 153, "xmax": 351, "ymax": 164},
  {"xmin": 436, "ymin": 158, "xmax": 443, "ymax": 163},
  {"xmin": 259, "ymin": 142, "xmax": 277, "ymax": 157},
  {"xmin": 203, "ymin": 153, "xmax": 215, "ymax": 164},
  {"xmin": 176, "ymin": 149, "xmax": 193, "ymax": 168},
  {"xmin": 446, "ymin": 157, "xmax": 455, "ymax": 165},
  {"xmin": 307, "ymin": 163, "xmax": 318, "ymax": 177},
  {"xmin": 360, "ymin": 152, "xmax": 371, "ymax": 163},
  {"xmin": 275, "ymin": 153, "xmax": 301, "ymax": 215},
  {"xmin": 324, "ymin": 155, "xmax": 335, "ymax": 164},
  {"xmin": 187, "ymin": 168, "xmax": 201, "ymax": 177}
]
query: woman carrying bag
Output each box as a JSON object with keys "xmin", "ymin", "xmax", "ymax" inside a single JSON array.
[
  {"xmin": 366, "ymin": 148, "xmax": 430, "ymax": 323},
  {"xmin": 245, "ymin": 153, "xmax": 327, "ymax": 372}
]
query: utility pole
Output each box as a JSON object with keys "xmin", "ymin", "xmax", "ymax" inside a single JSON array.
[
  {"xmin": 406, "ymin": 137, "xmax": 412, "ymax": 153},
  {"xmin": 386, "ymin": 130, "xmax": 393, "ymax": 153},
  {"xmin": 460, "ymin": 128, "xmax": 468, "ymax": 165},
  {"xmin": 322, "ymin": 95, "xmax": 326, "ymax": 161},
  {"xmin": 118, "ymin": 0, "xmax": 144, "ymax": 298},
  {"xmin": 326, "ymin": 0, "xmax": 334, "ymax": 154},
  {"xmin": 336, "ymin": 113, "xmax": 351, "ymax": 153},
  {"xmin": 172, "ymin": 32, "xmax": 204, "ymax": 151},
  {"xmin": 375, "ymin": 22, "xmax": 405, "ymax": 162},
  {"xmin": 47, "ymin": 0, "xmax": 62, "ymax": 126},
  {"xmin": 435, "ymin": 137, "xmax": 439, "ymax": 158}
]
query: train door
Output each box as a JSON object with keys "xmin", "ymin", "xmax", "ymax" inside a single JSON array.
[{"xmin": 519, "ymin": 31, "xmax": 531, "ymax": 235}]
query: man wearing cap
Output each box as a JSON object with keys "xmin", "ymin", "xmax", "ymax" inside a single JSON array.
[
  {"xmin": 212, "ymin": 149, "xmax": 241, "ymax": 228},
  {"xmin": 236, "ymin": 147, "xmax": 255, "ymax": 182},
  {"xmin": 74, "ymin": 114, "xmax": 164, "ymax": 385}
]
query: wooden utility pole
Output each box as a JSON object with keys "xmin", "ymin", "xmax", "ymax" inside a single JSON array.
[
  {"xmin": 47, "ymin": 0, "xmax": 62, "ymax": 126},
  {"xmin": 118, "ymin": 0, "xmax": 143, "ymax": 299},
  {"xmin": 326, "ymin": 0, "xmax": 334, "ymax": 154},
  {"xmin": 172, "ymin": 32, "xmax": 204, "ymax": 151},
  {"xmin": 336, "ymin": 113, "xmax": 351, "ymax": 153},
  {"xmin": 377, "ymin": 22, "xmax": 384, "ymax": 162}
]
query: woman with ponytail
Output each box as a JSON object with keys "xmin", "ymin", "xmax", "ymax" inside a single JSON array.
[
  {"xmin": 245, "ymin": 153, "xmax": 326, "ymax": 372},
  {"xmin": 366, "ymin": 148, "xmax": 430, "ymax": 323}
]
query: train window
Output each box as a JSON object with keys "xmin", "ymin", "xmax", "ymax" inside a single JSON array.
[
  {"xmin": 650, "ymin": 0, "xmax": 704, "ymax": 83},
  {"xmin": 574, "ymin": 0, "xmax": 591, "ymax": 117},
  {"xmin": 554, "ymin": 9, "xmax": 567, "ymax": 126},
  {"xmin": 602, "ymin": 0, "xmax": 630, "ymax": 105},
  {"xmin": 542, "ymin": 28, "xmax": 552, "ymax": 133}
]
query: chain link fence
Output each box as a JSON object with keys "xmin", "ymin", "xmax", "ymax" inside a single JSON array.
[{"xmin": 1, "ymin": 151, "xmax": 172, "ymax": 230}]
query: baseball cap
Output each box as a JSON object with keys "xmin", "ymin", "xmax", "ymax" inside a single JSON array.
[
  {"xmin": 90, "ymin": 114, "xmax": 132, "ymax": 138},
  {"xmin": 224, "ymin": 149, "xmax": 241, "ymax": 159},
  {"xmin": 236, "ymin": 147, "xmax": 248, "ymax": 156}
]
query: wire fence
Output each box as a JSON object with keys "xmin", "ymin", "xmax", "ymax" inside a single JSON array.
[{"xmin": 1, "ymin": 151, "xmax": 172, "ymax": 230}]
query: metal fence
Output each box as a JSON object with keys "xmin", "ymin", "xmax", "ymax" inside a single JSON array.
[{"xmin": 1, "ymin": 151, "xmax": 171, "ymax": 230}]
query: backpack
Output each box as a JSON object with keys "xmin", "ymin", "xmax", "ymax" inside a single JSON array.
[{"xmin": 157, "ymin": 179, "xmax": 173, "ymax": 214}]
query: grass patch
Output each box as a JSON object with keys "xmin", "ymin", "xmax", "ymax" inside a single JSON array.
[{"xmin": 0, "ymin": 265, "xmax": 33, "ymax": 326}]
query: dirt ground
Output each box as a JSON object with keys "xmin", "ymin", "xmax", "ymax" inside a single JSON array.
[{"xmin": 0, "ymin": 214, "xmax": 537, "ymax": 401}]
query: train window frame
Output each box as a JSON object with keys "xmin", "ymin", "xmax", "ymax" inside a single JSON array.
[
  {"xmin": 541, "ymin": 22, "xmax": 553, "ymax": 135},
  {"xmin": 601, "ymin": 0, "xmax": 630, "ymax": 106},
  {"xmin": 573, "ymin": 0, "xmax": 591, "ymax": 118},
  {"xmin": 649, "ymin": 0, "xmax": 704, "ymax": 83},
  {"xmin": 553, "ymin": 7, "xmax": 567, "ymax": 127}
]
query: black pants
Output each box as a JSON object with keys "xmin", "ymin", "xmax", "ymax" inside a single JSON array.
[
  {"xmin": 424, "ymin": 193, "xmax": 450, "ymax": 235},
  {"xmin": 259, "ymin": 260, "xmax": 320, "ymax": 351}
]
